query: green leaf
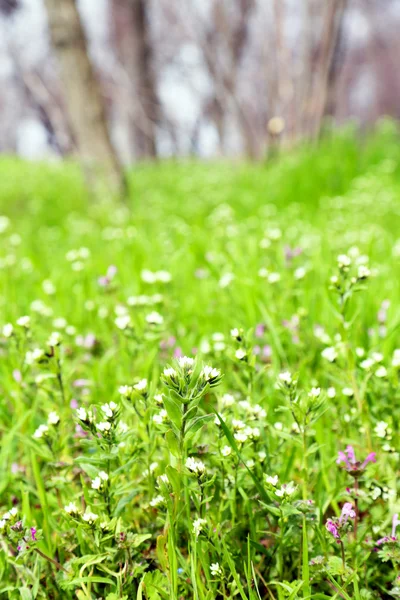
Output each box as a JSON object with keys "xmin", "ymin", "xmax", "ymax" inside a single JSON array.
[
  {"xmin": 165, "ymin": 465, "xmax": 180, "ymax": 495},
  {"xmin": 131, "ymin": 533, "xmax": 152, "ymax": 548},
  {"xmin": 165, "ymin": 429, "xmax": 180, "ymax": 457},
  {"xmin": 186, "ymin": 414, "xmax": 214, "ymax": 434},
  {"xmin": 163, "ymin": 395, "xmax": 182, "ymax": 429}
]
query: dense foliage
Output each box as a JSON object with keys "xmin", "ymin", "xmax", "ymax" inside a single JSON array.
[{"xmin": 1, "ymin": 125, "xmax": 400, "ymax": 599}]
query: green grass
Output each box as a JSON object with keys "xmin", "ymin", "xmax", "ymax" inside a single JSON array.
[{"xmin": 0, "ymin": 122, "xmax": 400, "ymax": 598}]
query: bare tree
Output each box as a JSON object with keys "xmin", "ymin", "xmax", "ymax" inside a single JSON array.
[
  {"xmin": 44, "ymin": 0, "xmax": 126, "ymax": 197},
  {"xmin": 111, "ymin": 0, "xmax": 159, "ymax": 159},
  {"xmin": 306, "ymin": 0, "xmax": 348, "ymax": 139}
]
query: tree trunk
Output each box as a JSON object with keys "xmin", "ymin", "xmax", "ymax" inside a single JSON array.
[
  {"xmin": 307, "ymin": 0, "xmax": 347, "ymax": 140},
  {"xmin": 111, "ymin": 0, "xmax": 159, "ymax": 159},
  {"xmin": 44, "ymin": 0, "xmax": 126, "ymax": 198}
]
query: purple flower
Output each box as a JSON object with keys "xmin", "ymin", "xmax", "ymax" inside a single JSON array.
[
  {"xmin": 339, "ymin": 502, "xmax": 356, "ymax": 525},
  {"xmin": 98, "ymin": 265, "xmax": 117, "ymax": 287},
  {"xmin": 255, "ymin": 323, "xmax": 265, "ymax": 338},
  {"xmin": 72, "ymin": 379, "xmax": 91, "ymax": 388},
  {"xmin": 70, "ymin": 398, "xmax": 78, "ymax": 409},
  {"xmin": 326, "ymin": 519, "xmax": 340, "ymax": 539},
  {"xmin": 284, "ymin": 245, "xmax": 303, "ymax": 263},
  {"xmin": 30, "ymin": 527, "xmax": 37, "ymax": 541},
  {"xmin": 13, "ymin": 369, "xmax": 22, "ymax": 383},
  {"xmin": 173, "ymin": 347, "xmax": 183, "ymax": 358},
  {"xmin": 392, "ymin": 513, "xmax": 400, "ymax": 538},
  {"xmin": 375, "ymin": 514, "xmax": 399, "ymax": 547},
  {"xmin": 337, "ymin": 445, "xmax": 376, "ymax": 474}
]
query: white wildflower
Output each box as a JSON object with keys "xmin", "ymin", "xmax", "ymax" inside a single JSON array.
[
  {"xmin": 193, "ymin": 518, "xmax": 207, "ymax": 537},
  {"xmin": 48, "ymin": 412, "xmax": 60, "ymax": 425},
  {"xmin": 321, "ymin": 347, "xmax": 337, "ymax": 362},
  {"xmin": 185, "ymin": 457, "xmax": 206, "ymax": 475},
  {"xmin": 210, "ymin": 563, "xmax": 222, "ymax": 576},
  {"xmin": 146, "ymin": 311, "xmax": 164, "ymax": 325},
  {"xmin": 265, "ymin": 474, "xmax": 278, "ymax": 487},
  {"xmin": 33, "ymin": 424, "xmax": 49, "ymax": 439}
]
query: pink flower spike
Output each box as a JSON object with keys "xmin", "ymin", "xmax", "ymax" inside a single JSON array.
[
  {"xmin": 345, "ymin": 446, "xmax": 356, "ymax": 464},
  {"xmin": 392, "ymin": 513, "xmax": 400, "ymax": 538},
  {"xmin": 326, "ymin": 519, "xmax": 340, "ymax": 539},
  {"xmin": 337, "ymin": 451, "xmax": 351, "ymax": 469},
  {"xmin": 339, "ymin": 502, "xmax": 356, "ymax": 525},
  {"xmin": 360, "ymin": 452, "xmax": 376, "ymax": 469}
]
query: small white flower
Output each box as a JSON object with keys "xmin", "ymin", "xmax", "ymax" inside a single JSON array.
[
  {"xmin": 150, "ymin": 495, "xmax": 164, "ymax": 507},
  {"xmin": 193, "ymin": 517, "xmax": 207, "ymax": 537},
  {"xmin": 392, "ymin": 349, "xmax": 400, "ymax": 368},
  {"xmin": 2, "ymin": 323, "xmax": 13, "ymax": 337},
  {"xmin": 76, "ymin": 407, "xmax": 87, "ymax": 421},
  {"xmin": 375, "ymin": 366, "xmax": 387, "ymax": 378},
  {"xmin": 200, "ymin": 365, "xmax": 221, "ymax": 381},
  {"xmin": 265, "ymin": 474, "xmax": 278, "ymax": 487},
  {"xmin": 275, "ymin": 482, "xmax": 297, "ymax": 498},
  {"xmin": 101, "ymin": 402, "xmax": 118, "ymax": 419},
  {"xmin": 235, "ymin": 348, "xmax": 247, "ymax": 360},
  {"xmin": 308, "ymin": 387, "xmax": 321, "ymax": 398},
  {"xmin": 0, "ymin": 215, "xmax": 10, "ymax": 232},
  {"xmin": 221, "ymin": 393, "xmax": 235, "ymax": 407},
  {"xmin": 33, "ymin": 424, "xmax": 49, "ymax": 439},
  {"xmin": 2, "ymin": 509, "xmax": 16, "ymax": 522},
  {"xmin": 210, "ymin": 562, "xmax": 222, "ymax": 576},
  {"xmin": 42, "ymin": 279, "xmax": 56, "ymax": 295},
  {"xmin": 219, "ymin": 273, "xmax": 234, "ymax": 288},
  {"xmin": 337, "ymin": 254, "xmax": 351, "ymax": 268},
  {"xmin": 134, "ymin": 378, "xmax": 148, "ymax": 392},
  {"xmin": 156, "ymin": 270, "xmax": 172, "ymax": 283},
  {"xmin": 16, "ymin": 316, "xmax": 30, "ymax": 328},
  {"xmin": 327, "ymin": 387, "xmax": 336, "ymax": 398},
  {"xmin": 119, "ymin": 385, "xmax": 133, "ymax": 397},
  {"xmin": 163, "ymin": 367, "xmax": 177, "ymax": 378},
  {"xmin": 342, "ymin": 387, "xmax": 354, "ymax": 397},
  {"xmin": 230, "ymin": 328, "xmax": 240, "ymax": 339},
  {"xmin": 374, "ymin": 421, "xmax": 389, "ymax": 438},
  {"xmin": 153, "ymin": 409, "xmax": 168, "ymax": 424},
  {"xmin": 158, "ymin": 474, "xmax": 169, "ymax": 485},
  {"xmin": 278, "ymin": 371, "xmax": 292, "ymax": 385},
  {"xmin": 177, "ymin": 356, "xmax": 195, "ymax": 369},
  {"xmin": 64, "ymin": 502, "xmax": 79, "ymax": 515},
  {"xmin": 234, "ymin": 431, "xmax": 248, "ymax": 444},
  {"xmin": 141, "ymin": 269, "xmax": 157, "ymax": 283},
  {"xmin": 186, "ymin": 457, "xmax": 206, "ymax": 475},
  {"xmin": 357, "ymin": 265, "xmax": 371, "ymax": 279},
  {"xmin": 96, "ymin": 421, "xmax": 111, "ymax": 433},
  {"xmin": 91, "ymin": 477, "xmax": 102, "ymax": 490},
  {"xmin": 294, "ymin": 267, "xmax": 306, "ymax": 280},
  {"xmin": 267, "ymin": 272, "xmax": 281, "ymax": 284},
  {"xmin": 48, "ymin": 412, "xmax": 60, "ymax": 425},
  {"xmin": 0, "ymin": 519, "xmax": 6, "ymax": 530},
  {"xmin": 82, "ymin": 509, "xmax": 98, "ymax": 524},
  {"xmin": 321, "ymin": 347, "xmax": 337, "ymax": 362},
  {"xmin": 115, "ymin": 315, "xmax": 132, "ymax": 330},
  {"xmin": 145, "ymin": 311, "xmax": 164, "ymax": 325},
  {"xmin": 221, "ymin": 445, "xmax": 232, "ymax": 457},
  {"xmin": 47, "ymin": 332, "xmax": 62, "ymax": 347},
  {"xmin": 360, "ymin": 358, "xmax": 374, "ymax": 370}
]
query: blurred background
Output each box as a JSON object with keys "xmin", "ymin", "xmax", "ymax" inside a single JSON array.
[{"xmin": 0, "ymin": 0, "xmax": 398, "ymax": 169}]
